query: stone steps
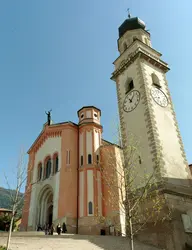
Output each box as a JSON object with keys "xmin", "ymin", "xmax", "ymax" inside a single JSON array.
[
  {"xmin": 0, "ymin": 234, "xmax": 163, "ymax": 249},
  {"xmin": 0, "ymin": 231, "xmax": 69, "ymax": 237}
]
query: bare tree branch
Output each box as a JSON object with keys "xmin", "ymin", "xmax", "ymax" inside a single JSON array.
[
  {"xmin": 95, "ymin": 130, "xmax": 172, "ymax": 250},
  {"xmin": 2, "ymin": 150, "xmax": 31, "ymax": 250}
]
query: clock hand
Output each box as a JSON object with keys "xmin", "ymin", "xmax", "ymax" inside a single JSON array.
[
  {"xmin": 130, "ymin": 94, "xmax": 134, "ymax": 101},
  {"xmin": 128, "ymin": 93, "xmax": 134, "ymax": 102}
]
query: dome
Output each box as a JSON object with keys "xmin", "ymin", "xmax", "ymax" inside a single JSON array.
[{"xmin": 118, "ymin": 17, "xmax": 146, "ymax": 38}]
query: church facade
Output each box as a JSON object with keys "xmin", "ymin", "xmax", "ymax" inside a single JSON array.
[
  {"xmin": 21, "ymin": 12, "xmax": 192, "ymax": 249},
  {"xmin": 21, "ymin": 106, "xmax": 123, "ymax": 234}
]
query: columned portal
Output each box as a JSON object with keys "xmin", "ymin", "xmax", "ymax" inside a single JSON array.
[{"xmin": 37, "ymin": 185, "xmax": 54, "ymax": 228}]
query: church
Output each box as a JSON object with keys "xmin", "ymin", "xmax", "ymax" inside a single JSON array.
[
  {"xmin": 21, "ymin": 13, "xmax": 192, "ymax": 249},
  {"xmin": 20, "ymin": 106, "xmax": 123, "ymax": 235}
]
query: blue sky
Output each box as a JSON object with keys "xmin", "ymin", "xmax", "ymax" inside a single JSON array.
[{"xmin": 0, "ymin": 0, "xmax": 191, "ymax": 189}]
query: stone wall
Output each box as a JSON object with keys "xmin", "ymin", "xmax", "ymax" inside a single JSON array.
[
  {"xmin": 78, "ymin": 216, "xmax": 105, "ymax": 235},
  {"xmin": 136, "ymin": 193, "xmax": 192, "ymax": 250}
]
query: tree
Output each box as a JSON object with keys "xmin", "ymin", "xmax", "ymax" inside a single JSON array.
[
  {"xmin": 96, "ymin": 131, "xmax": 172, "ymax": 250},
  {"xmin": 3, "ymin": 151, "xmax": 30, "ymax": 250},
  {"xmin": 0, "ymin": 214, "xmax": 16, "ymax": 232},
  {"xmin": 0, "ymin": 188, "xmax": 24, "ymax": 215}
]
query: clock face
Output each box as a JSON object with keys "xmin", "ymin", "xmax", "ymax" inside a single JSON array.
[
  {"xmin": 123, "ymin": 90, "xmax": 140, "ymax": 112},
  {"xmin": 151, "ymin": 86, "xmax": 168, "ymax": 107}
]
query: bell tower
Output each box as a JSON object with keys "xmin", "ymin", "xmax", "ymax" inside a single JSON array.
[
  {"xmin": 111, "ymin": 14, "xmax": 191, "ymax": 188},
  {"xmin": 111, "ymin": 14, "xmax": 192, "ymax": 249}
]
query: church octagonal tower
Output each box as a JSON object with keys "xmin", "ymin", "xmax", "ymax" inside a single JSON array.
[
  {"xmin": 111, "ymin": 14, "xmax": 192, "ymax": 249},
  {"xmin": 77, "ymin": 106, "xmax": 103, "ymax": 234}
]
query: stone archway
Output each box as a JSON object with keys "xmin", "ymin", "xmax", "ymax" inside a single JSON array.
[{"xmin": 37, "ymin": 185, "xmax": 54, "ymax": 228}]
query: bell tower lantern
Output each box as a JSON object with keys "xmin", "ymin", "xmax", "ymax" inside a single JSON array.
[{"xmin": 118, "ymin": 14, "xmax": 151, "ymax": 55}]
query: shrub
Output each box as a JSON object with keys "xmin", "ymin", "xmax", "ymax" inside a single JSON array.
[
  {"xmin": 0, "ymin": 246, "xmax": 6, "ymax": 250},
  {"xmin": 0, "ymin": 215, "xmax": 16, "ymax": 231}
]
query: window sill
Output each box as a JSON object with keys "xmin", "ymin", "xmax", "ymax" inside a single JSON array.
[
  {"xmin": 153, "ymin": 83, "xmax": 161, "ymax": 88},
  {"xmin": 65, "ymin": 167, "xmax": 72, "ymax": 172}
]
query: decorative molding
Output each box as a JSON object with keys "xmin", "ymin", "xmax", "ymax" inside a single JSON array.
[
  {"xmin": 111, "ymin": 48, "xmax": 169, "ymax": 81},
  {"xmin": 79, "ymin": 130, "xmax": 84, "ymax": 134},
  {"xmin": 115, "ymin": 77, "xmax": 129, "ymax": 153},
  {"xmin": 52, "ymin": 151, "xmax": 59, "ymax": 158},
  {"xmin": 162, "ymin": 74, "xmax": 190, "ymax": 177},
  {"xmin": 136, "ymin": 60, "xmax": 166, "ymax": 178},
  {"xmin": 79, "ymin": 123, "xmax": 103, "ymax": 132},
  {"xmin": 28, "ymin": 123, "xmax": 78, "ymax": 154},
  {"xmin": 34, "ymin": 130, "xmax": 62, "ymax": 153}
]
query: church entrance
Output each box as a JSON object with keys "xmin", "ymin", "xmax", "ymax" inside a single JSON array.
[
  {"xmin": 37, "ymin": 185, "xmax": 54, "ymax": 228},
  {"xmin": 47, "ymin": 205, "xmax": 53, "ymax": 227}
]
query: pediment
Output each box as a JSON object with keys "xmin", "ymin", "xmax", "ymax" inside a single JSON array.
[{"xmin": 28, "ymin": 127, "xmax": 62, "ymax": 154}]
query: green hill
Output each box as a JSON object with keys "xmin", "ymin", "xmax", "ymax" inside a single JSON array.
[{"xmin": 0, "ymin": 187, "xmax": 24, "ymax": 217}]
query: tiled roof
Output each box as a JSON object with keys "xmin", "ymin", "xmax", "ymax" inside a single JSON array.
[{"xmin": 0, "ymin": 208, "xmax": 12, "ymax": 212}]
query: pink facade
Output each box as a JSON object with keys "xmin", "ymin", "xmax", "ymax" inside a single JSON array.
[{"xmin": 21, "ymin": 106, "xmax": 121, "ymax": 235}]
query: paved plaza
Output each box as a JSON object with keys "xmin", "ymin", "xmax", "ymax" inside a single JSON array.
[{"xmin": 0, "ymin": 233, "xmax": 161, "ymax": 250}]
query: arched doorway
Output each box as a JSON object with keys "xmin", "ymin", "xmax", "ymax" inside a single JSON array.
[
  {"xmin": 37, "ymin": 185, "xmax": 54, "ymax": 228},
  {"xmin": 47, "ymin": 205, "xmax": 53, "ymax": 227}
]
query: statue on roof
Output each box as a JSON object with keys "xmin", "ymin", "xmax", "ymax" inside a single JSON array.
[
  {"xmin": 45, "ymin": 109, "xmax": 52, "ymax": 126},
  {"xmin": 127, "ymin": 8, "xmax": 131, "ymax": 19}
]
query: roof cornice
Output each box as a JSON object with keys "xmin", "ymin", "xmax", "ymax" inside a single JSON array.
[
  {"xmin": 27, "ymin": 122, "xmax": 78, "ymax": 154},
  {"xmin": 111, "ymin": 47, "xmax": 169, "ymax": 81}
]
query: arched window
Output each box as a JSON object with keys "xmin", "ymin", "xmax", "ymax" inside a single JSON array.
[
  {"xmin": 151, "ymin": 73, "xmax": 161, "ymax": 88},
  {"xmin": 139, "ymin": 156, "xmax": 142, "ymax": 164},
  {"xmin": 66, "ymin": 150, "xmax": 70, "ymax": 165},
  {"xmin": 88, "ymin": 154, "xmax": 92, "ymax": 164},
  {"xmin": 96, "ymin": 155, "xmax": 99, "ymax": 165},
  {"xmin": 125, "ymin": 78, "xmax": 134, "ymax": 94},
  {"xmin": 37, "ymin": 163, "xmax": 42, "ymax": 181},
  {"xmin": 123, "ymin": 42, "xmax": 127, "ymax": 52},
  {"xmin": 55, "ymin": 156, "xmax": 59, "ymax": 173},
  {"xmin": 81, "ymin": 155, "xmax": 83, "ymax": 166},
  {"xmin": 88, "ymin": 201, "xmax": 93, "ymax": 215},
  {"xmin": 45, "ymin": 158, "xmax": 52, "ymax": 179},
  {"xmin": 53, "ymin": 153, "xmax": 59, "ymax": 174}
]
